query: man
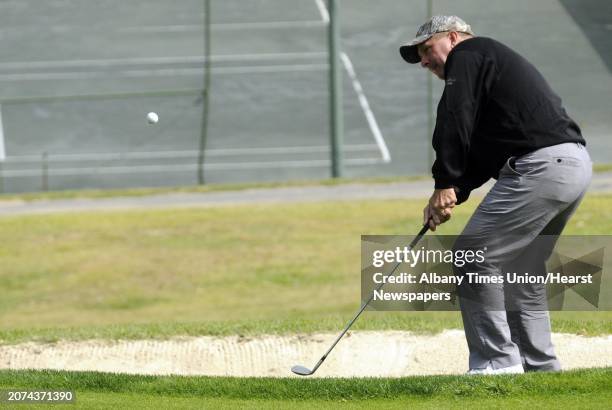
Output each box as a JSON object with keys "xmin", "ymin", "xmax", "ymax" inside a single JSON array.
[{"xmin": 399, "ymin": 16, "xmax": 592, "ymax": 374}]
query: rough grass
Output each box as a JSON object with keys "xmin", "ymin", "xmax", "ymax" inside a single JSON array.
[
  {"xmin": 0, "ymin": 194, "xmax": 610, "ymax": 344},
  {"xmin": 0, "ymin": 312, "xmax": 609, "ymax": 346}
]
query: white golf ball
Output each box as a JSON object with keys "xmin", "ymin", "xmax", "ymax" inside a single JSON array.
[{"xmin": 146, "ymin": 112, "xmax": 159, "ymax": 124}]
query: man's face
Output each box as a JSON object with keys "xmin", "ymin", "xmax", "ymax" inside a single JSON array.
[{"xmin": 417, "ymin": 33, "xmax": 453, "ymax": 79}]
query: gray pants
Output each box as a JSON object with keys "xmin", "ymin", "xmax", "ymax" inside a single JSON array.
[{"xmin": 454, "ymin": 142, "xmax": 592, "ymax": 371}]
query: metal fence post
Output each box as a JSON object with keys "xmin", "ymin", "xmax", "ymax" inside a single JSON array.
[
  {"xmin": 328, "ymin": 0, "xmax": 344, "ymax": 178},
  {"xmin": 42, "ymin": 151, "xmax": 48, "ymax": 191},
  {"xmin": 198, "ymin": 0, "xmax": 212, "ymax": 185}
]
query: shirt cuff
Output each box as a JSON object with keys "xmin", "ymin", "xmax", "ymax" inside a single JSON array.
[{"xmin": 434, "ymin": 179, "xmax": 455, "ymax": 189}]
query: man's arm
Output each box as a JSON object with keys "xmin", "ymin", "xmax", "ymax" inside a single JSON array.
[
  {"xmin": 431, "ymin": 50, "xmax": 497, "ymax": 190},
  {"xmin": 426, "ymin": 50, "xmax": 496, "ymax": 229}
]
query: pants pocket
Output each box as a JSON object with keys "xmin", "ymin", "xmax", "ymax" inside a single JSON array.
[
  {"xmin": 539, "ymin": 157, "xmax": 584, "ymax": 202},
  {"xmin": 500, "ymin": 157, "xmax": 523, "ymax": 177}
]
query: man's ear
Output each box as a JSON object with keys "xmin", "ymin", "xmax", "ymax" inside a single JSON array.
[{"xmin": 449, "ymin": 31, "xmax": 460, "ymax": 47}]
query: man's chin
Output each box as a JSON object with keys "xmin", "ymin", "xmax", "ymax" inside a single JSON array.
[{"xmin": 429, "ymin": 69, "xmax": 444, "ymax": 80}]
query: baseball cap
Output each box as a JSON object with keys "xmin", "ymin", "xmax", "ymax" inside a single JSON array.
[{"xmin": 399, "ymin": 15, "xmax": 474, "ymax": 64}]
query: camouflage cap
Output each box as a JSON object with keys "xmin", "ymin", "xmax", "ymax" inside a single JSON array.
[{"xmin": 399, "ymin": 15, "xmax": 474, "ymax": 64}]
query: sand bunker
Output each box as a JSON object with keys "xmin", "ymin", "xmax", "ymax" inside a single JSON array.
[{"xmin": 1, "ymin": 330, "xmax": 610, "ymax": 377}]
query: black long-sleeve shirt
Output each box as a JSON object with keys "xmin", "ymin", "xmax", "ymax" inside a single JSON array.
[{"xmin": 432, "ymin": 37, "xmax": 585, "ymax": 203}]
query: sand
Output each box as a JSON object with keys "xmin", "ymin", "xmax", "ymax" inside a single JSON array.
[{"xmin": 1, "ymin": 330, "xmax": 611, "ymax": 377}]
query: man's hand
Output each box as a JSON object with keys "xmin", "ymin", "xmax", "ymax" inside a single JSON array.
[{"xmin": 423, "ymin": 188, "xmax": 457, "ymax": 231}]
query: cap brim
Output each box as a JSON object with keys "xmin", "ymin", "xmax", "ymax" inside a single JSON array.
[
  {"xmin": 399, "ymin": 34, "xmax": 433, "ymax": 64},
  {"xmin": 399, "ymin": 45, "xmax": 421, "ymax": 64}
]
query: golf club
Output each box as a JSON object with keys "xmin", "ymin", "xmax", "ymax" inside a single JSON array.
[{"xmin": 291, "ymin": 223, "xmax": 430, "ymax": 376}]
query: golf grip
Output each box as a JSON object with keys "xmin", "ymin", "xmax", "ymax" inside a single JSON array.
[{"xmin": 312, "ymin": 223, "xmax": 430, "ymax": 372}]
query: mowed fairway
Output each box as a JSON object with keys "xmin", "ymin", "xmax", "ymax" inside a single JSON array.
[
  {"xmin": 0, "ymin": 193, "xmax": 611, "ymax": 342},
  {"xmin": 0, "ymin": 189, "xmax": 611, "ymax": 407}
]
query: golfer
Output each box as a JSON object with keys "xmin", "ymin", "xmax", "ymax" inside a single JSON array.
[{"xmin": 400, "ymin": 16, "xmax": 592, "ymax": 374}]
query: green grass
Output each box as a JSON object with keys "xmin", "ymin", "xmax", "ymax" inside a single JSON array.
[
  {"xmin": 0, "ymin": 194, "xmax": 610, "ymax": 344},
  {"xmin": 594, "ymin": 163, "xmax": 612, "ymax": 173},
  {"xmin": 0, "ymin": 314, "xmax": 465, "ymax": 345},
  {"xmin": 0, "ymin": 312, "xmax": 609, "ymax": 346},
  {"xmin": 0, "ymin": 368, "xmax": 610, "ymax": 409},
  {"xmin": 67, "ymin": 394, "xmax": 612, "ymax": 410}
]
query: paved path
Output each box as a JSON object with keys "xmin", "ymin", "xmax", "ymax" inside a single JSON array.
[{"xmin": 1, "ymin": 172, "xmax": 611, "ymax": 216}]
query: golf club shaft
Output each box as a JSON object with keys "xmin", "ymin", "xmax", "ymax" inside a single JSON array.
[{"xmin": 308, "ymin": 223, "xmax": 430, "ymax": 374}]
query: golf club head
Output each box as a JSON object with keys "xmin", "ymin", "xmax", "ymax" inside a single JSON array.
[{"xmin": 291, "ymin": 365, "xmax": 313, "ymax": 376}]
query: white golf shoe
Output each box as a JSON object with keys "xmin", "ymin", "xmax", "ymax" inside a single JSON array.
[{"xmin": 467, "ymin": 363, "xmax": 524, "ymax": 375}]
